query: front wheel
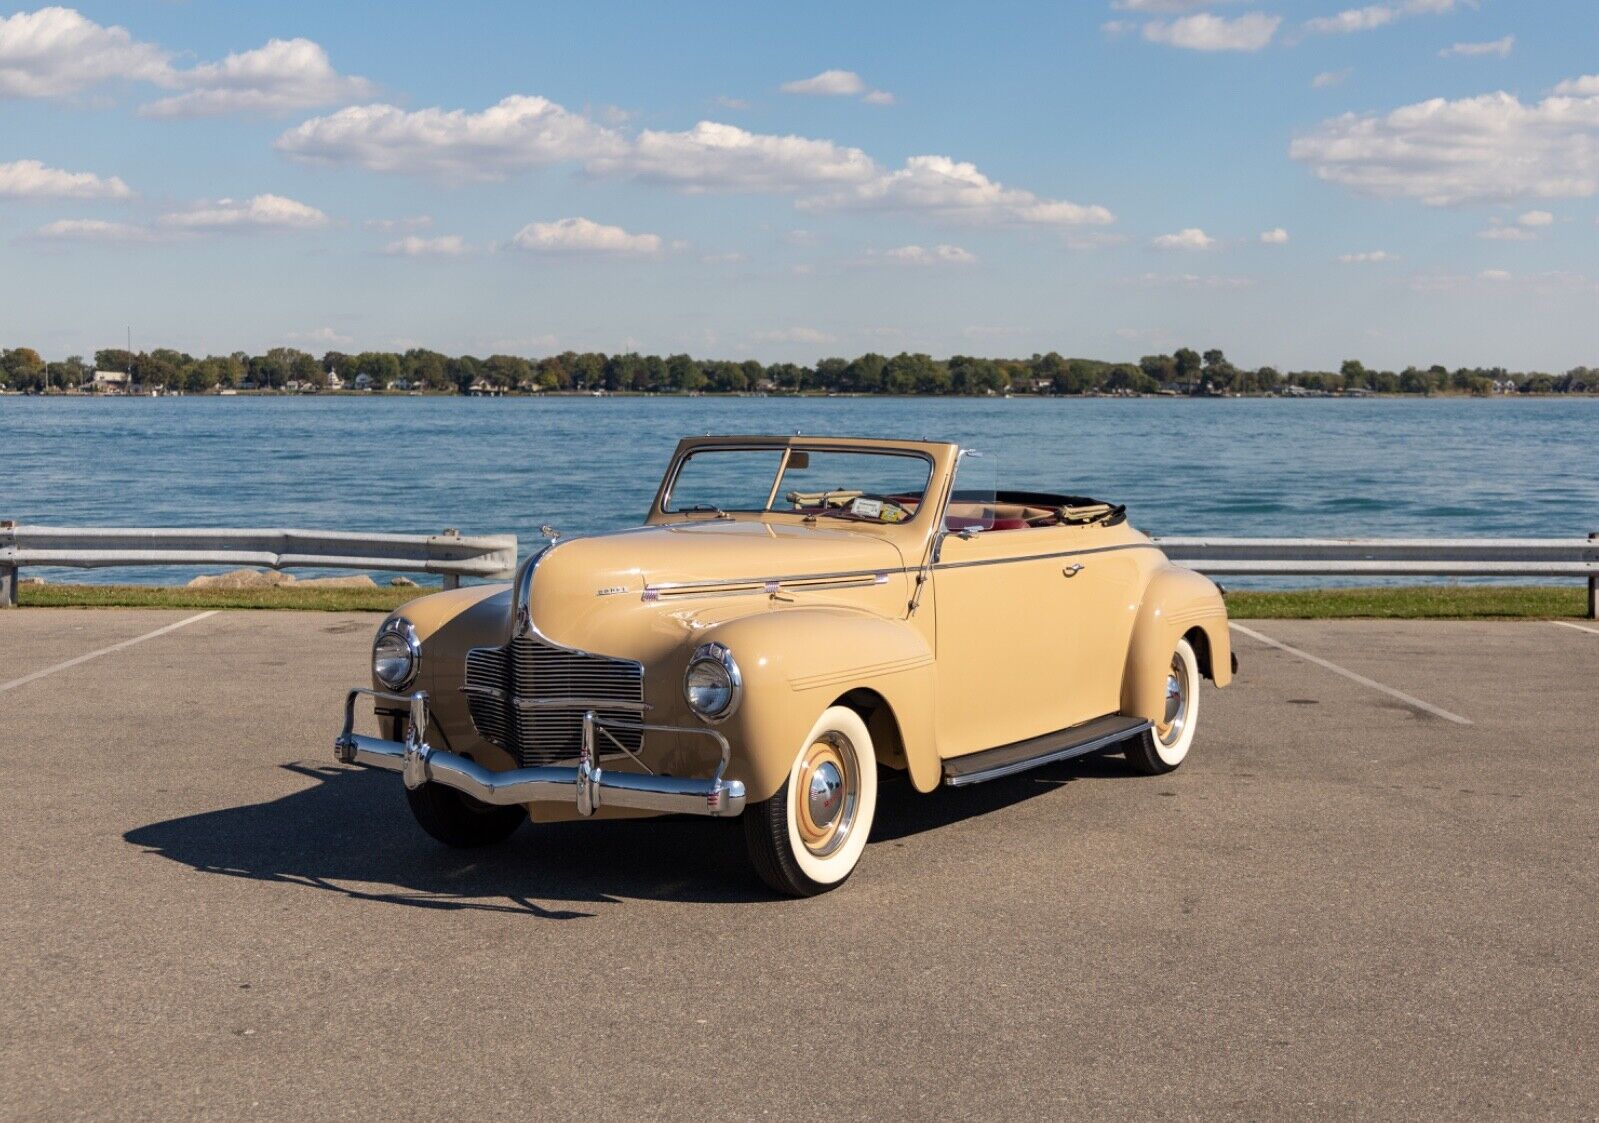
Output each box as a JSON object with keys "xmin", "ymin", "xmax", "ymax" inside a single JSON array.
[
  {"xmin": 1123, "ymin": 637, "xmax": 1201, "ymax": 775},
  {"xmin": 405, "ymin": 781, "xmax": 526, "ymax": 848},
  {"xmin": 743, "ymin": 705, "xmax": 878, "ymax": 897}
]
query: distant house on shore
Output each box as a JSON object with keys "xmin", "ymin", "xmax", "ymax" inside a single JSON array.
[
  {"xmin": 468, "ymin": 378, "xmax": 504, "ymax": 397},
  {"xmin": 353, "ymin": 373, "xmax": 379, "ymax": 391},
  {"xmin": 89, "ymin": 370, "xmax": 130, "ymax": 394},
  {"xmin": 326, "ymin": 370, "xmax": 344, "ymax": 391}
]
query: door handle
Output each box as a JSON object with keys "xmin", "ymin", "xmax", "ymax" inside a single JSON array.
[{"xmin": 1062, "ymin": 563, "xmax": 1084, "ymax": 578}]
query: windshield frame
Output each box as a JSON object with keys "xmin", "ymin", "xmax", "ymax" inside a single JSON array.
[{"xmin": 657, "ymin": 442, "xmax": 938, "ymax": 525}]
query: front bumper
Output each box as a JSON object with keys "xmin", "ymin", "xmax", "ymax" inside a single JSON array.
[{"xmin": 334, "ymin": 688, "xmax": 747, "ymax": 818}]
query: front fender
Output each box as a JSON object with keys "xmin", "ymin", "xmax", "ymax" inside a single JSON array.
[
  {"xmin": 700, "ymin": 607, "xmax": 940, "ymax": 802},
  {"xmin": 1121, "ymin": 565, "xmax": 1232, "ymax": 726},
  {"xmin": 378, "ymin": 583, "xmax": 513, "ymax": 765}
]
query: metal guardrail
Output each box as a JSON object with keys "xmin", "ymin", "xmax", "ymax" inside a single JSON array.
[
  {"xmin": 0, "ymin": 523, "xmax": 518, "ymax": 607},
  {"xmin": 2, "ymin": 527, "xmax": 1594, "ymax": 618},
  {"xmin": 1153, "ymin": 535, "xmax": 1599, "ymax": 618}
]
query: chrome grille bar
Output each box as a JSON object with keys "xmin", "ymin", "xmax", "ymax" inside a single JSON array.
[{"xmin": 463, "ymin": 634, "xmax": 647, "ymax": 767}]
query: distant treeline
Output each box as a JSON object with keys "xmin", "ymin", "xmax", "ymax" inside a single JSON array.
[{"xmin": 3, "ymin": 345, "xmax": 1596, "ymax": 396}]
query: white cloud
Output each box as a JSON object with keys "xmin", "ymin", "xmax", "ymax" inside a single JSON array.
[
  {"xmin": 287, "ymin": 326, "xmax": 353, "ymax": 346},
  {"xmin": 801, "ymin": 154, "xmax": 1114, "ymax": 227},
  {"xmin": 1552, "ymin": 75, "xmax": 1599, "ymax": 96},
  {"xmin": 1306, "ymin": 0, "xmax": 1462, "ymax": 35},
  {"xmin": 712, "ymin": 95, "xmax": 750, "ymax": 110},
  {"xmin": 0, "ymin": 158, "xmax": 132, "ymax": 199},
  {"xmin": 1337, "ymin": 250, "xmax": 1396, "ymax": 262},
  {"xmin": 511, "ymin": 217, "xmax": 662, "ymax": 256},
  {"xmin": 1130, "ymin": 272, "xmax": 1255, "ymax": 289},
  {"xmin": 0, "ymin": 6, "xmax": 172, "ymax": 98},
  {"xmin": 752, "ymin": 327, "xmax": 832, "ymax": 344},
  {"xmin": 140, "ymin": 37, "xmax": 374, "ymax": 118},
  {"xmin": 159, "ymin": 193, "xmax": 329, "ymax": 232},
  {"xmin": 1439, "ymin": 35, "xmax": 1514, "ymax": 59},
  {"xmin": 1142, "ymin": 13, "xmax": 1280, "ymax": 51},
  {"xmin": 1477, "ymin": 269, "xmax": 1512, "ymax": 281},
  {"xmin": 384, "ymin": 234, "xmax": 470, "ymax": 257},
  {"xmin": 364, "ymin": 215, "xmax": 432, "ymax": 232},
  {"xmin": 1259, "ymin": 226, "xmax": 1290, "ymax": 244},
  {"xmin": 1113, "ymin": 0, "xmax": 1247, "ymax": 9},
  {"xmin": 879, "ymin": 243, "xmax": 977, "ymax": 266},
  {"xmin": 1518, "ymin": 209, "xmax": 1554, "ymax": 226},
  {"xmin": 276, "ymin": 95, "xmax": 625, "ymax": 179},
  {"xmin": 1290, "ymin": 83, "xmax": 1599, "ymax": 206},
  {"xmin": 1312, "ymin": 68, "xmax": 1352, "ymax": 88},
  {"xmin": 779, "ymin": 68, "xmax": 893, "ymax": 104},
  {"xmin": 592, "ymin": 120, "xmax": 878, "ymax": 193},
  {"xmin": 28, "ymin": 218, "xmax": 156, "ymax": 242},
  {"xmin": 1153, "ymin": 227, "xmax": 1216, "ymax": 249},
  {"xmin": 1478, "ymin": 224, "xmax": 1535, "ymax": 240},
  {"xmin": 1306, "ymin": 5, "xmax": 1396, "ymax": 34},
  {"xmin": 781, "ymin": 69, "xmax": 865, "ymax": 96}
]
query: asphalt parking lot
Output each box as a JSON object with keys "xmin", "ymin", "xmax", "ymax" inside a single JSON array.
[{"xmin": 2, "ymin": 609, "xmax": 1596, "ymax": 1119}]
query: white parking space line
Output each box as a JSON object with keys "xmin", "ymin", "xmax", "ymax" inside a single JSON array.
[
  {"xmin": 1229, "ymin": 622, "xmax": 1473, "ymax": 726},
  {"xmin": 0, "ymin": 612, "xmax": 219, "ymax": 695},
  {"xmin": 1549, "ymin": 620, "xmax": 1599, "ymax": 636}
]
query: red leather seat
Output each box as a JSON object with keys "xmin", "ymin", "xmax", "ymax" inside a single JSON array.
[{"xmin": 945, "ymin": 515, "xmax": 1028, "ymax": 532}]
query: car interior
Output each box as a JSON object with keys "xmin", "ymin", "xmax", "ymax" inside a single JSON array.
[{"xmin": 784, "ymin": 488, "xmax": 1126, "ymax": 532}]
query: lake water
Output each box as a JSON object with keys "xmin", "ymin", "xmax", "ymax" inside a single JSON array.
[{"xmin": 5, "ymin": 395, "xmax": 1596, "ymax": 586}]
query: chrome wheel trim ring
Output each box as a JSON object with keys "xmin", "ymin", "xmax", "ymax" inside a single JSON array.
[
  {"xmin": 794, "ymin": 734, "xmax": 858, "ymax": 858},
  {"xmin": 1158, "ymin": 656, "xmax": 1189, "ymax": 747}
]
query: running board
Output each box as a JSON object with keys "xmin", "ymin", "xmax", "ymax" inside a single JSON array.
[{"xmin": 941, "ymin": 714, "xmax": 1152, "ymax": 787}]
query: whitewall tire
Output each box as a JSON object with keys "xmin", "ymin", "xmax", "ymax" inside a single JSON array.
[
  {"xmin": 1124, "ymin": 638, "xmax": 1201, "ymax": 775},
  {"xmin": 744, "ymin": 705, "xmax": 878, "ymax": 896}
]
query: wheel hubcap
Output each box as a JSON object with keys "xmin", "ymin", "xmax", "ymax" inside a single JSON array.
[
  {"xmin": 795, "ymin": 735, "xmax": 858, "ymax": 857},
  {"xmin": 1157, "ymin": 657, "xmax": 1188, "ymax": 747}
]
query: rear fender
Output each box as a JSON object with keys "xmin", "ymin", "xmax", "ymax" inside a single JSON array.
[{"xmin": 1121, "ymin": 565, "xmax": 1232, "ymax": 726}]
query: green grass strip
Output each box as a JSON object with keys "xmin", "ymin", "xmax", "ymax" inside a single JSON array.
[
  {"xmin": 1223, "ymin": 585, "xmax": 1588, "ymax": 619},
  {"xmin": 18, "ymin": 583, "xmax": 424, "ymax": 612},
  {"xmin": 12, "ymin": 581, "xmax": 1591, "ymax": 618}
]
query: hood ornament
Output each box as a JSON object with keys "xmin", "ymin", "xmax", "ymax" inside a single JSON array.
[{"xmin": 539, "ymin": 523, "xmax": 561, "ymax": 543}]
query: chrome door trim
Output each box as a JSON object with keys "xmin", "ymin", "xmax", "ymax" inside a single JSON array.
[
  {"xmin": 931, "ymin": 541, "xmax": 1157, "ymax": 572},
  {"xmin": 642, "ymin": 569, "xmax": 894, "ymax": 602}
]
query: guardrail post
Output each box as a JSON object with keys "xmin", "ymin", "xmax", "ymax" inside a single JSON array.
[
  {"xmin": 1590, "ymin": 533, "xmax": 1598, "ymax": 620},
  {"xmin": 0, "ymin": 519, "xmax": 14, "ymax": 608}
]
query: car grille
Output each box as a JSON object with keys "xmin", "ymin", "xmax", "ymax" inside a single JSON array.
[{"xmin": 463, "ymin": 635, "xmax": 646, "ymax": 767}]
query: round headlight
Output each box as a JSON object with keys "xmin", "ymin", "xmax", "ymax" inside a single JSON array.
[
  {"xmin": 684, "ymin": 642, "xmax": 741, "ymax": 721},
  {"xmin": 373, "ymin": 621, "xmax": 419, "ymax": 690}
]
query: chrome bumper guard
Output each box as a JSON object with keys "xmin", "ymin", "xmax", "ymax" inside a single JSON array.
[{"xmin": 334, "ymin": 688, "xmax": 747, "ymax": 818}]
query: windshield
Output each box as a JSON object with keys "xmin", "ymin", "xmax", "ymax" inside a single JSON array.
[{"xmin": 664, "ymin": 447, "xmax": 934, "ymax": 524}]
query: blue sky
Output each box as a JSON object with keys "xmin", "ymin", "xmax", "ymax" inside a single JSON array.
[{"xmin": 2, "ymin": 0, "xmax": 1596, "ymax": 369}]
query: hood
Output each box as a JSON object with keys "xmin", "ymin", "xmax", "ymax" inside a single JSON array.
[
  {"xmin": 543, "ymin": 519, "xmax": 907, "ymax": 593},
  {"xmin": 525, "ymin": 519, "xmax": 912, "ymax": 656}
]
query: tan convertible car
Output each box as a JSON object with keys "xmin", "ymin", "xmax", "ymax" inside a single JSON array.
[{"xmin": 336, "ymin": 435, "xmax": 1233, "ymax": 895}]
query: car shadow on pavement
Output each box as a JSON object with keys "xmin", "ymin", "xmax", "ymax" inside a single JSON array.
[
  {"xmin": 125, "ymin": 752, "xmax": 1138, "ymax": 917},
  {"xmin": 125, "ymin": 763, "xmax": 764, "ymax": 919}
]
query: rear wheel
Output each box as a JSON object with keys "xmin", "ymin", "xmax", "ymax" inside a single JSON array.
[
  {"xmin": 405, "ymin": 782, "xmax": 526, "ymax": 848},
  {"xmin": 1123, "ymin": 638, "xmax": 1201, "ymax": 776},
  {"xmin": 744, "ymin": 706, "xmax": 878, "ymax": 897}
]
